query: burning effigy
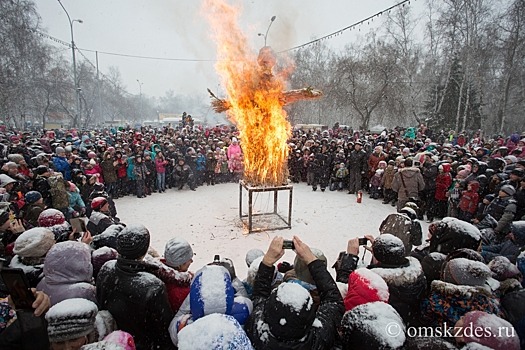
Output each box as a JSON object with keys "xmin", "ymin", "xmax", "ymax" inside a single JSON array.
[{"xmin": 203, "ymin": 0, "xmax": 322, "ymax": 187}]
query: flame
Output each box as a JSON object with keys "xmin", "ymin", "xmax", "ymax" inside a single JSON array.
[{"xmin": 202, "ymin": 0, "xmax": 291, "ymax": 186}]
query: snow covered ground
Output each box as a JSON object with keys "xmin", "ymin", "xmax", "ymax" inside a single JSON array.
[{"xmin": 115, "ymin": 183, "xmax": 429, "ymax": 278}]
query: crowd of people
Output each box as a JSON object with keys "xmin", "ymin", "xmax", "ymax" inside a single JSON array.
[{"xmin": 0, "ymin": 118, "xmax": 524, "ymax": 349}]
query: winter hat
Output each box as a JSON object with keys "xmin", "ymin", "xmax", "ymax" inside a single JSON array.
[
  {"xmin": 500, "ymin": 184, "xmax": 516, "ymax": 196},
  {"xmin": 510, "ymin": 168, "xmax": 525, "ymax": 178},
  {"xmin": 0, "ymin": 202, "xmax": 10, "ymax": 225},
  {"xmin": 81, "ymin": 330, "xmax": 136, "ymax": 350},
  {"xmin": 459, "ymin": 311, "xmax": 520, "ymax": 350},
  {"xmin": 421, "ymin": 252, "xmax": 447, "ymax": 285},
  {"xmin": 164, "ymin": 238, "xmax": 193, "ymax": 268},
  {"xmin": 46, "ymin": 298, "xmax": 98, "ymax": 343},
  {"xmin": 55, "ymin": 147, "xmax": 65, "ymax": 155},
  {"xmin": 457, "ymin": 169, "xmax": 470, "ymax": 178},
  {"xmin": 24, "ymin": 190, "xmax": 42, "ymax": 204},
  {"xmin": 91, "ymin": 197, "xmax": 108, "ymax": 211},
  {"xmin": 445, "ymin": 248, "xmax": 485, "ymax": 264},
  {"xmin": 442, "ymin": 258, "xmax": 491, "ymax": 287},
  {"xmin": 178, "ymin": 314, "xmax": 253, "ymax": 350},
  {"xmin": 91, "ymin": 224, "xmax": 124, "ymax": 250},
  {"xmin": 488, "ymin": 256, "xmax": 521, "ymax": 281},
  {"xmin": 38, "ymin": 208, "xmax": 66, "ymax": 227},
  {"xmin": 34, "ymin": 165, "xmax": 51, "ymax": 176},
  {"xmin": 245, "ymin": 248, "xmax": 264, "ymax": 268},
  {"xmin": 372, "ymin": 234, "xmax": 407, "ymax": 266},
  {"xmin": 190, "ymin": 265, "xmax": 235, "ymax": 320},
  {"xmin": 7, "ymin": 154, "xmax": 24, "ymax": 164},
  {"xmin": 91, "ymin": 247, "xmax": 118, "ymax": 279},
  {"xmin": 0, "ymin": 174, "xmax": 16, "ymax": 188},
  {"xmin": 116, "ymin": 224, "xmax": 150, "ymax": 260},
  {"xmin": 344, "ymin": 268, "xmax": 389, "ymax": 311},
  {"xmin": 429, "ymin": 217, "xmax": 481, "ymax": 255},
  {"xmin": 13, "ymin": 227, "xmax": 55, "ymax": 258},
  {"xmin": 229, "ymin": 295, "xmax": 253, "ymax": 326},
  {"xmin": 511, "ymin": 221, "xmax": 525, "ymax": 246},
  {"xmin": 89, "ymin": 159, "xmax": 97, "ymax": 165},
  {"xmin": 341, "ymin": 301, "xmax": 406, "ymax": 350},
  {"xmin": 264, "ymin": 282, "xmax": 315, "ymax": 341},
  {"xmin": 293, "ymin": 248, "xmax": 327, "ymax": 285}
]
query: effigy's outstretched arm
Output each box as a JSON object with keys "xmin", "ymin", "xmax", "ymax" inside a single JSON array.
[
  {"xmin": 208, "ymin": 86, "xmax": 323, "ymax": 114},
  {"xmin": 282, "ymin": 87, "xmax": 323, "ymax": 105},
  {"xmin": 208, "ymin": 88, "xmax": 231, "ymax": 113}
]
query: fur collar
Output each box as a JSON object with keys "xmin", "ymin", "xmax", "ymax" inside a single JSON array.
[
  {"xmin": 371, "ymin": 257, "xmax": 424, "ymax": 287},
  {"xmin": 430, "ymin": 279, "xmax": 493, "ymax": 298}
]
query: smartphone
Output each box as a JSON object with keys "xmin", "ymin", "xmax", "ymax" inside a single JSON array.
[
  {"xmin": 283, "ymin": 240, "xmax": 295, "ymax": 249},
  {"xmin": 358, "ymin": 237, "xmax": 368, "ymax": 246},
  {"xmin": 70, "ymin": 217, "xmax": 87, "ymax": 233},
  {"xmin": 0, "ymin": 268, "xmax": 35, "ymax": 310}
]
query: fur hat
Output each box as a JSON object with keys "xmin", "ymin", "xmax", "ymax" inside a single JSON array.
[
  {"xmin": 442, "ymin": 258, "xmax": 491, "ymax": 287},
  {"xmin": 13, "ymin": 227, "xmax": 55, "ymax": 258},
  {"xmin": 46, "ymin": 298, "xmax": 98, "ymax": 343},
  {"xmin": 116, "ymin": 224, "xmax": 150, "ymax": 260},
  {"xmin": 372, "ymin": 234, "xmax": 407, "ymax": 266},
  {"xmin": 164, "ymin": 238, "xmax": 193, "ymax": 268},
  {"xmin": 460, "ymin": 311, "xmax": 520, "ymax": 350},
  {"xmin": 487, "ymin": 256, "xmax": 521, "ymax": 281}
]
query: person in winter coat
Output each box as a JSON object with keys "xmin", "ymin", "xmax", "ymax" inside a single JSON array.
[
  {"xmin": 147, "ymin": 238, "xmax": 193, "ymax": 313},
  {"xmin": 227, "ymin": 137, "xmax": 242, "ymax": 162},
  {"xmin": 174, "ymin": 158, "xmax": 195, "ymax": 191},
  {"xmin": 96, "ymin": 224, "xmax": 175, "ymax": 350},
  {"xmin": 312, "ymin": 145, "xmax": 331, "ymax": 192},
  {"xmin": 391, "ymin": 158, "xmax": 425, "ymax": 211},
  {"xmin": 21, "ymin": 191, "xmax": 44, "ymax": 228},
  {"xmin": 37, "ymin": 241, "xmax": 96, "ymax": 306},
  {"xmin": 458, "ymin": 181, "xmax": 480, "ymax": 222},
  {"xmin": 347, "ymin": 141, "xmax": 367, "ymax": 194},
  {"xmin": 52, "ymin": 147, "xmax": 71, "ymax": 181},
  {"xmin": 99, "ymin": 151, "xmax": 118, "ymax": 198},
  {"xmin": 155, "ymin": 151, "xmax": 169, "ymax": 193},
  {"xmin": 367, "ymin": 145, "xmax": 387, "ymax": 180},
  {"xmin": 67, "ymin": 181, "xmax": 86, "ymax": 217},
  {"xmin": 420, "ymin": 258, "xmax": 501, "ymax": 327},
  {"xmin": 483, "ymin": 185, "xmax": 518, "ymax": 240},
  {"xmin": 481, "ymin": 221, "xmax": 525, "ymax": 263},
  {"xmin": 33, "ymin": 166, "xmax": 53, "ymax": 208},
  {"xmin": 379, "ymin": 206, "xmax": 422, "ymax": 254},
  {"xmin": 245, "ymin": 236, "xmax": 344, "ymax": 350},
  {"xmin": 433, "ymin": 163, "xmax": 452, "ymax": 219},
  {"xmin": 205, "ymin": 150, "xmax": 217, "ymax": 186},
  {"xmin": 132, "ymin": 155, "xmax": 148, "ymax": 198},
  {"xmin": 87, "ymin": 197, "xmax": 120, "ymax": 236},
  {"xmin": 420, "ymin": 154, "xmax": 438, "ymax": 222},
  {"xmin": 115, "ymin": 151, "xmax": 127, "ymax": 197},
  {"xmin": 381, "ymin": 160, "xmax": 396, "ymax": 204}
]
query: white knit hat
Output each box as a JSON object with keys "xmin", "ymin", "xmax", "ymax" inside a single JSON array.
[{"xmin": 13, "ymin": 227, "xmax": 55, "ymax": 258}]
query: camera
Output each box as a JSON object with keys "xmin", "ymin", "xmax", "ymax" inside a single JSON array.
[
  {"xmin": 282, "ymin": 240, "xmax": 295, "ymax": 249},
  {"xmin": 213, "ymin": 254, "xmax": 220, "ymax": 263},
  {"xmin": 358, "ymin": 237, "xmax": 368, "ymax": 246}
]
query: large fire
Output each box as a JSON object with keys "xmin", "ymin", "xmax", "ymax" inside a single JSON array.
[{"xmin": 202, "ymin": 0, "xmax": 321, "ymax": 187}]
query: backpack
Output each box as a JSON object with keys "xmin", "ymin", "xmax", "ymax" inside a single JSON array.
[{"xmin": 47, "ymin": 175, "xmax": 69, "ymax": 209}]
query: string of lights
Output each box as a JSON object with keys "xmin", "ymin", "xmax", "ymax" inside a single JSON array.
[{"xmin": 279, "ymin": 0, "xmax": 413, "ymax": 53}]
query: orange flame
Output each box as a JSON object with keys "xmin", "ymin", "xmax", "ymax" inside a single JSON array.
[{"xmin": 203, "ymin": 0, "xmax": 291, "ymax": 187}]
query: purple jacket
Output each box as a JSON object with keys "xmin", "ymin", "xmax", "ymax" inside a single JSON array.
[{"xmin": 37, "ymin": 241, "xmax": 96, "ymax": 306}]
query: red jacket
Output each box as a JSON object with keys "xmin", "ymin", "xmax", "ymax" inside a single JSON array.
[
  {"xmin": 152, "ymin": 259, "xmax": 192, "ymax": 313},
  {"xmin": 458, "ymin": 181, "xmax": 480, "ymax": 214},
  {"xmin": 435, "ymin": 165, "xmax": 452, "ymax": 201}
]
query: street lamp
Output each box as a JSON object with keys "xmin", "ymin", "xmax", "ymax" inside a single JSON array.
[
  {"xmin": 137, "ymin": 79, "xmax": 143, "ymax": 120},
  {"xmin": 57, "ymin": 0, "xmax": 83, "ymax": 127},
  {"xmin": 258, "ymin": 15, "xmax": 276, "ymax": 46}
]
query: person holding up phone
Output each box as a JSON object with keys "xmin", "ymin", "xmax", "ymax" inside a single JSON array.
[{"xmin": 245, "ymin": 236, "xmax": 344, "ymax": 350}]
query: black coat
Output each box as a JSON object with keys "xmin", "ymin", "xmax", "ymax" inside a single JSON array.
[
  {"xmin": 96, "ymin": 258, "xmax": 175, "ymax": 350},
  {"xmin": 245, "ymin": 260, "xmax": 344, "ymax": 350}
]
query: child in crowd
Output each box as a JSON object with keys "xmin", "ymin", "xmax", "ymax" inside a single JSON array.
[
  {"xmin": 458, "ymin": 181, "xmax": 480, "ymax": 222},
  {"xmin": 369, "ymin": 169, "xmax": 384, "ymax": 199}
]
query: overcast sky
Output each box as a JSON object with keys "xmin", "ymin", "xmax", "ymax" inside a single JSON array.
[{"xmin": 37, "ymin": 0, "xmax": 424, "ymax": 99}]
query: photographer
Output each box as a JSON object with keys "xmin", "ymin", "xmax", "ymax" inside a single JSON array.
[
  {"xmin": 334, "ymin": 234, "xmax": 426, "ymax": 326},
  {"xmin": 245, "ymin": 236, "xmax": 344, "ymax": 349}
]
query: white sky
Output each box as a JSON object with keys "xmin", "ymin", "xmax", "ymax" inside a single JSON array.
[{"xmin": 37, "ymin": 0, "xmax": 424, "ymax": 99}]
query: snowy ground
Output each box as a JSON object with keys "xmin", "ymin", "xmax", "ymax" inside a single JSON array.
[{"xmin": 115, "ymin": 183, "xmax": 429, "ymax": 278}]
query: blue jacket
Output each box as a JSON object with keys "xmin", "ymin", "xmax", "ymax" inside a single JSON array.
[{"xmin": 53, "ymin": 156, "xmax": 71, "ymax": 180}]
